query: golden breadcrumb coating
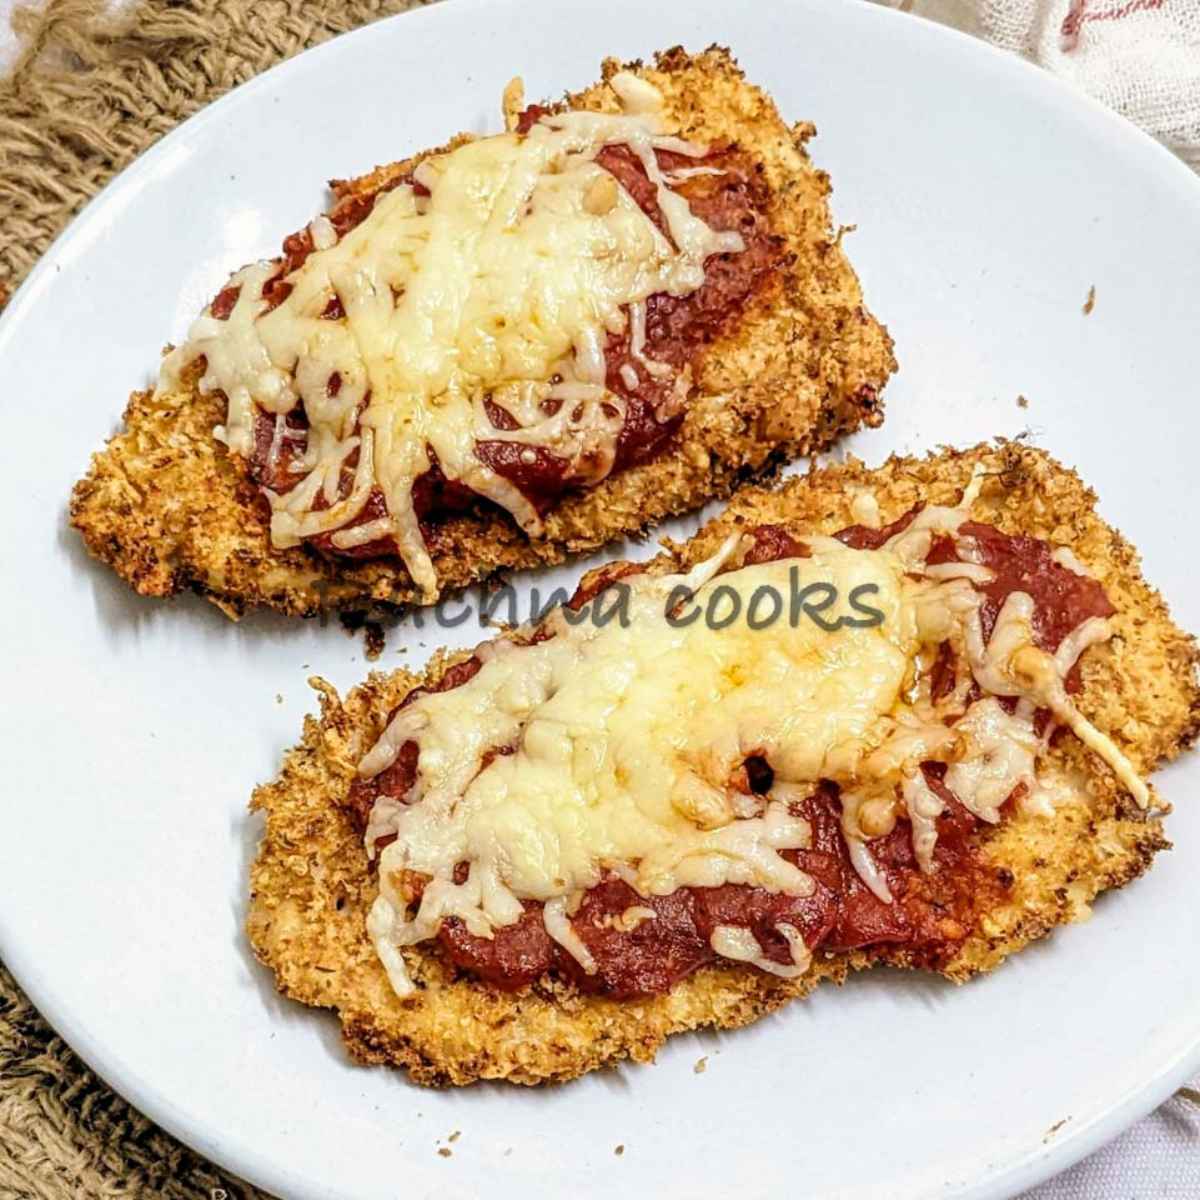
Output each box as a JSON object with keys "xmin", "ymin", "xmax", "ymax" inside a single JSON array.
[
  {"xmin": 246, "ymin": 442, "xmax": 1200, "ymax": 1086},
  {"xmin": 69, "ymin": 46, "xmax": 895, "ymax": 619}
]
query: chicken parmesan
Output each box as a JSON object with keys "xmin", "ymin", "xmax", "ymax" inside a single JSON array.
[
  {"xmin": 247, "ymin": 443, "xmax": 1199, "ymax": 1085},
  {"xmin": 69, "ymin": 47, "xmax": 895, "ymax": 615}
]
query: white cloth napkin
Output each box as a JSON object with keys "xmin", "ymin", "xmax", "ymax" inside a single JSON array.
[
  {"xmin": 864, "ymin": 5, "xmax": 1200, "ymax": 1190},
  {"xmin": 2, "ymin": 0, "xmax": 1197, "ymax": 1195},
  {"xmin": 892, "ymin": 0, "xmax": 1200, "ymax": 170}
]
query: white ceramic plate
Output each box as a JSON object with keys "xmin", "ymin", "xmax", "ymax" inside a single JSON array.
[{"xmin": 2, "ymin": 1, "xmax": 1198, "ymax": 1197}]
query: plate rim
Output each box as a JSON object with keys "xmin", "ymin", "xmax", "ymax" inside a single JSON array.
[{"xmin": 2, "ymin": 0, "xmax": 1199, "ymax": 1197}]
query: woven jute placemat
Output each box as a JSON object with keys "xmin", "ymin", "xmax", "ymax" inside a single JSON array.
[
  {"xmin": 3, "ymin": 3, "xmax": 1197, "ymax": 1197},
  {"xmin": 0, "ymin": 5, "xmax": 426, "ymax": 1195}
]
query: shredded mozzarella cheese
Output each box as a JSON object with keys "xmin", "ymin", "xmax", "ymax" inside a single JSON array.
[
  {"xmin": 158, "ymin": 74, "xmax": 744, "ymax": 598},
  {"xmin": 360, "ymin": 472, "xmax": 1150, "ymax": 994}
]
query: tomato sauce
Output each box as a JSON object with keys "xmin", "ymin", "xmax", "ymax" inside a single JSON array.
[
  {"xmin": 218, "ymin": 117, "xmax": 781, "ymax": 561},
  {"xmin": 837, "ymin": 508, "xmax": 1114, "ymax": 695},
  {"xmin": 960, "ymin": 521, "xmax": 1113, "ymax": 662},
  {"xmin": 343, "ymin": 517, "xmax": 1098, "ymax": 997}
]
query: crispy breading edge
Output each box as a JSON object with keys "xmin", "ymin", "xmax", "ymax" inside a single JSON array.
[
  {"xmin": 246, "ymin": 442, "xmax": 1200, "ymax": 1086},
  {"xmin": 68, "ymin": 45, "xmax": 896, "ymax": 619}
]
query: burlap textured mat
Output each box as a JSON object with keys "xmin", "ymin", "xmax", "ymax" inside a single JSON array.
[
  {"xmin": 0, "ymin": 0, "xmax": 428, "ymax": 303},
  {"xmin": 0, "ymin": 6, "xmax": 425, "ymax": 1194},
  {"xmin": 3, "ymin": 2, "xmax": 1197, "ymax": 1197}
]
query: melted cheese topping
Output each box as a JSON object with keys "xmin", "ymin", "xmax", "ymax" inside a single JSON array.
[
  {"xmin": 158, "ymin": 74, "xmax": 743, "ymax": 598},
  {"xmin": 364, "ymin": 538, "xmax": 919, "ymax": 993},
  {"xmin": 360, "ymin": 477, "xmax": 1151, "ymax": 996},
  {"xmin": 710, "ymin": 923, "xmax": 811, "ymax": 979}
]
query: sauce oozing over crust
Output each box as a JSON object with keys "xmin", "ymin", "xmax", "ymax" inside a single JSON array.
[
  {"xmin": 162, "ymin": 79, "xmax": 783, "ymax": 596},
  {"xmin": 346, "ymin": 499, "xmax": 1135, "ymax": 999}
]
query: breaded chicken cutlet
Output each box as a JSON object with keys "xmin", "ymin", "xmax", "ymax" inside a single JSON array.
[
  {"xmin": 69, "ymin": 46, "xmax": 895, "ymax": 618},
  {"xmin": 247, "ymin": 442, "xmax": 1199, "ymax": 1086}
]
